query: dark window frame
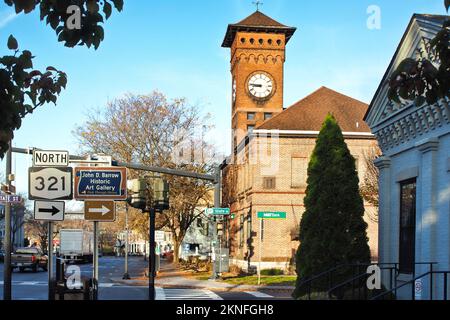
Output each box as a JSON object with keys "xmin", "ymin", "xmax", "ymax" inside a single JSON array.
[
  {"xmin": 263, "ymin": 177, "xmax": 276, "ymax": 190},
  {"xmin": 399, "ymin": 178, "xmax": 417, "ymax": 274}
]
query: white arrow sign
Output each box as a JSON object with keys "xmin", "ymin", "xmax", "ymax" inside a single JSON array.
[{"xmin": 88, "ymin": 205, "xmax": 110, "ymax": 216}]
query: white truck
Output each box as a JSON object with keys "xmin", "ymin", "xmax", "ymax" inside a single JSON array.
[{"xmin": 59, "ymin": 229, "xmax": 94, "ymax": 264}]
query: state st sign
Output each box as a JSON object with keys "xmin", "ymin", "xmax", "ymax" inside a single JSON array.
[{"xmin": 74, "ymin": 167, "xmax": 127, "ymax": 200}]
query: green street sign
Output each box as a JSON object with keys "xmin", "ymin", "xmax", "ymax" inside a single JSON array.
[
  {"xmin": 257, "ymin": 212, "xmax": 287, "ymax": 219},
  {"xmin": 205, "ymin": 208, "xmax": 231, "ymax": 215}
]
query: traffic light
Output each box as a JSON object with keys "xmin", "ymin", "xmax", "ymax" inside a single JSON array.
[
  {"xmin": 152, "ymin": 178, "xmax": 169, "ymax": 212},
  {"xmin": 127, "ymin": 178, "xmax": 147, "ymax": 210},
  {"xmin": 217, "ymin": 222, "xmax": 224, "ymax": 236}
]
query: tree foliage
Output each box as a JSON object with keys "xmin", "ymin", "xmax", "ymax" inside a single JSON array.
[
  {"xmin": 388, "ymin": 3, "xmax": 449, "ymax": 106},
  {"xmin": 4, "ymin": 0, "xmax": 123, "ymax": 49},
  {"xmin": 0, "ymin": 36, "xmax": 67, "ymax": 158},
  {"xmin": 293, "ymin": 115, "xmax": 371, "ymax": 298},
  {"xmin": 0, "ymin": 0, "xmax": 124, "ymax": 158}
]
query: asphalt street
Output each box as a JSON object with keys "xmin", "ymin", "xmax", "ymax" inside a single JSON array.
[{"xmin": 0, "ymin": 257, "xmax": 293, "ymax": 300}]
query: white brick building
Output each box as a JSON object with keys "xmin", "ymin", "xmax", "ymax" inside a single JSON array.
[{"xmin": 365, "ymin": 14, "xmax": 450, "ymax": 300}]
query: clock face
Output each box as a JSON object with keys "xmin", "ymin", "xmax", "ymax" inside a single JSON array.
[{"xmin": 248, "ymin": 73, "xmax": 274, "ymax": 99}]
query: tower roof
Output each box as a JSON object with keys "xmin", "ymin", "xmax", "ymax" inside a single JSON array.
[{"xmin": 222, "ymin": 11, "xmax": 296, "ymax": 47}]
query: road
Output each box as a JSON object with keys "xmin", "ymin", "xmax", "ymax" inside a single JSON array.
[{"xmin": 0, "ymin": 257, "xmax": 293, "ymax": 300}]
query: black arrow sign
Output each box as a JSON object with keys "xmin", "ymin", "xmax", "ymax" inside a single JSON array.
[{"xmin": 38, "ymin": 206, "xmax": 60, "ymax": 216}]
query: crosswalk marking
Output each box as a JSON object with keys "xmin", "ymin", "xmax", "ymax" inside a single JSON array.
[
  {"xmin": 156, "ymin": 288, "xmax": 223, "ymax": 300},
  {"xmin": 244, "ymin": 291, "xmax": 274, "ymax": 298}
]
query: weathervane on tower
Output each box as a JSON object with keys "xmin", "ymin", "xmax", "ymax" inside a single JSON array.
[{"xmin": 252, "ymin": 1, "xmax": 263, "ymax": 11}]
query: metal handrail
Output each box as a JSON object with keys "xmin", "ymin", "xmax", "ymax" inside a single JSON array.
[
  {"xmin": 297, "ymin": 262, "xmax": 395, "ymax": 299},
  {"xmin": 327, "ymin": 265, "xmax": 399, "ymax": 300},
  {"xmin": 371, "ymin": 263, "xmax": 447, "ymax": 301}
]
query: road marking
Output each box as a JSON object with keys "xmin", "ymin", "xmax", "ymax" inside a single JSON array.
[
  {"xmin": 156, "ymin": 288, "xmax": 223, "ymax": 300},
  {"xmin": 244, "ymin": 291, "xmax": 274, "ymax": 298},
  {"xmin": 98, "ymin": 283, "xmax": 115, "ymax": 288},
  {"xmin": 156, "ymin": 287, "xmax": 166, "ymax": 300},
  {"xmin": 13, "ymin": 281, "xmax": 47, "ymax": 286}
]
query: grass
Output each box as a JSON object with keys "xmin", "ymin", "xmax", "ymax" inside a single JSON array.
[{"xmin": 213, "ymin": 275, "xmax": 296, "ymax": 286}]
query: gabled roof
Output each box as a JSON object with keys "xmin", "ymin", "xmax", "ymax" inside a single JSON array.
[
  {"xmin": 364, "ymin": 14, "xmax": 448, "ymax": 123},
  {"xmin": 257, "ymin": 87, "xmax": 371, "ymax": 132},
  {"xmin": 222, "ymin": 11, "xmax": 296, "ymax": 47}
]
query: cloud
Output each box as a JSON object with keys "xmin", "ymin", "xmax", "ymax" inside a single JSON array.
[{"xmin": 0, "ymin": 11, "xmax": 20, "ymax": 29}]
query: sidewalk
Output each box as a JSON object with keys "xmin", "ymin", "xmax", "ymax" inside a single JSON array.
[{"xmin": 110, "ymin": 260, "xmax": 295, "ymax": 293}]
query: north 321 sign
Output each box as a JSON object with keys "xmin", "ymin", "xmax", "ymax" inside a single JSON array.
[{"xmin": 28, "ymin": 167, "xmax": 73, "ymax": 200}]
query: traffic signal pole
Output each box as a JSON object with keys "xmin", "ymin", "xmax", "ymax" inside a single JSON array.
[
  {"xmin": 149, "ymin": 207, "xmax": 156, "ymax": 300},
  {"xmin": 212, "ymin": 167, "xmax": 221, "ymax": 280},
  {"xmin": 3, "ymin": 142, "xmax": 12, "ymax": 300}
]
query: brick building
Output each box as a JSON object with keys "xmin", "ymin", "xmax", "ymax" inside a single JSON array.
[{"xmin": 220, "ymin": 11, "xmax": 379, "ymax": 272}]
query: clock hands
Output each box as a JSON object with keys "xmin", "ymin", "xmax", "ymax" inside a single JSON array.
[{"xmin": 249, "ymin": 84, "xmax": 263, "ymax": 88}]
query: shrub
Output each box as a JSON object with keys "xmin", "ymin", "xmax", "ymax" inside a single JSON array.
[{"xmin": 261, "ymin": 268, "xmax": 284, "ymax": 276}]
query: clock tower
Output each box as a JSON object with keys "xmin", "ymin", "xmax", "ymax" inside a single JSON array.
[{"xmin": 222, "ymin": 11, "xmax": 296, "ymax": 149}]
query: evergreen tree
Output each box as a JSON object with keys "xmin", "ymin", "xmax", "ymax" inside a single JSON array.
[{"xmin": 293, "ymin": 114, "xmax": 371, "ymax": 298}]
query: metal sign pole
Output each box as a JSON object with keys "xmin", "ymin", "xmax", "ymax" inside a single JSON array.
[
  {"xmin": 48, "ymin": 221, "xmax": 53, "ymax": 300},
  {"xmin": 149, "ymin": 207, "xmax": 156, "ymax": 300},
  {"xmin": 123, "ymin": 204, "xmax": 130, "ymax": 279},
  {"xmin": 3, "ymin": 142, "xmax": 12, "ymax": 300},
  {"xmin": 212, "ymin": 167, "xmax": 221, "ymax": 280},
  {"xmin": 93, "ymin": 221, "xmax": 99, "ymax": 299},
  {"xmin": 258, "ymin": 218, "xmax": 262, "ymax": 286}
]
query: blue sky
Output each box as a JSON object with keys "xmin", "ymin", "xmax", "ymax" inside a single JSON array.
[{"xmin": 0, "ymin": 0, "xmax": 447, "ymax": 194}]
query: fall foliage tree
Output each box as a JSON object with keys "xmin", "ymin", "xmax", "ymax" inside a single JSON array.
[
  {"xmin": 360, "ymin": 146, "xmax": 382, "ymax": 223},
  {"xmin": 74, "ymin": 91, "xmax": 218, "ymax": 263}
]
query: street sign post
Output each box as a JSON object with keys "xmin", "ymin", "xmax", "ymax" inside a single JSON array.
[
  {"xmin": 74, "ymin": 167, "xmax": 127, "ymax": 200},
  {"xmin": 33, "ymin": 150, "xmax": 69, "ymax": 167},
  {"xmin": 155, "ymin": 230, "xmax": 165, "ymax": 242},
  {"xmin": 34, "ymin": 201, "xmax": 65, "ymax": 221},
  {"xmin": 205, "ymin": 208, "xmax": 230, "ymax": 215},
  {"xmin": 84, "ymin": 201, "xmax": 116, "ymax": 222},
  {"xmin": 256, "ymin": 211, "xmax": 287, "ymax": 285},
  {"xmin": 28, "ymin": 167, "xmax": 73, "ymax": 200}
]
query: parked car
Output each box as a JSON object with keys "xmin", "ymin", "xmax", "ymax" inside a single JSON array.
[{"xmin": 11, "ymin": 247, "xmax": 48, "ymax": 272}]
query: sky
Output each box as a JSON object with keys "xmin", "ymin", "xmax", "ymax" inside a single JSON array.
[{"xmin": 0, "ymin": 0, "xmax": 447, "ymax": 195}]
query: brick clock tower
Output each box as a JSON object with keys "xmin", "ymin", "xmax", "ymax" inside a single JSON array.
[{"xmin": 222, "ymin": 11, "xmax": 296, "ymax": 149}]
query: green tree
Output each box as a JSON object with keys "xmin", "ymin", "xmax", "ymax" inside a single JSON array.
[
  {"xmin": 388, "ymin": 1, "xmax": 449, "ymax": 106},
  {"xmin": 293, "ymin": 115, "xmax": 371, "ymax": 299}
]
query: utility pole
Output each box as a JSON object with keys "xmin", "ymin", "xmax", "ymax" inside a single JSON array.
[{"xmin": 3, "ymin": 142, "xmax": 12, "ymax": 300}]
